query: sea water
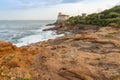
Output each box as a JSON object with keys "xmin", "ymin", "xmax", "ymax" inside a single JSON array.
[{"xmin": 0, "ymin": 20, "xmax": 64, "ymax": 47}]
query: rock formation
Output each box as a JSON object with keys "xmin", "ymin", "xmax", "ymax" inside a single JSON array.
[{"xmin": 0, "ymin": 27, "xmax": 120, "ymax": 80}]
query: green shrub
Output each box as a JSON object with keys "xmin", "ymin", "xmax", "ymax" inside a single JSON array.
[{"xmin": 67, "ymin": 5, "xmax": 120, "ymax": 27}]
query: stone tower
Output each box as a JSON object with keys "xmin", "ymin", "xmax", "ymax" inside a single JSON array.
[
  {"xmin": 57, "ymin": 12, "xmax": 69, "ymax": 24},
  {"xmin": 82, "ymin": 13, "xmax": 86, "ymax": 19}
]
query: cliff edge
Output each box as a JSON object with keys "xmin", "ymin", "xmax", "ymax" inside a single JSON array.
[{"xmin": 0, "ymin": 27, "xmax": 120, "ymax": 80}]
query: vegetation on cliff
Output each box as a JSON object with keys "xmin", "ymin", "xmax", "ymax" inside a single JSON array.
[{"xmin": 68, "ymin": 5, "xmax": 120, "ymax": 27}]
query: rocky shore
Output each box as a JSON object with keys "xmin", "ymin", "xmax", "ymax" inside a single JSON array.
[{"xmin": 0, "ymin": 26, "xmax": 120, "ymax": 80}]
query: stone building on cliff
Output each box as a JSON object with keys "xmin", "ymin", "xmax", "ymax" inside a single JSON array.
[
  {"xmin": 82, "ymin": 13, "xmax": 87, "ymax": 19},
  {"xmin": 57, "ymin": 12, "xmax": 69, "ymax": 24}
]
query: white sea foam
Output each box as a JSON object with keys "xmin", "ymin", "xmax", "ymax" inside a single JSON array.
[
  {"xmin": 16, "ymin": 29, "xmax": 64, "ymax": 47},
  {"xmin": 0, "ymin": 20, "xmax": 63, "ymax": 47}
]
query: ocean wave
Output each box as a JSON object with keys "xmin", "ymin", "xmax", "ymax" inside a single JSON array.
[
  {"xmin": 16, "ymin": 31, "xmax": 64, "ymax": 47},
  {"xmin": 0, "ymin": 20, "xmax": 60, "ymax": 47}
]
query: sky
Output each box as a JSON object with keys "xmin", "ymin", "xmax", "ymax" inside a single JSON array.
[{"xmin": 0, "ymin": 0, "xmax": 119, "ymax": 20}]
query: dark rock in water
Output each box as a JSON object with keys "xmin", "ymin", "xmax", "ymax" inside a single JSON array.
[
  {"xmin": 44, "ymin": 23, "xmax": 63, "ymax": 31},
  {"xmin": 46, "ymin": 22, "xmax": 57, "ymax": 26},
  {"xmin": 44, "ymin": 22, "xmax": 60, "ymax": 31},
  {"xmin": 46, "ymin": 23, "xmax": 54, "ymax": 26},
  {"xmin": 43, "ymin": 26, "xmax": 58, "ymax": 31}
]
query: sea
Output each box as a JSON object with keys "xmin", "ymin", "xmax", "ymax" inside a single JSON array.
[{"xmin": 0, "ymin": 20, "xmax": 64, "ymax": 47}]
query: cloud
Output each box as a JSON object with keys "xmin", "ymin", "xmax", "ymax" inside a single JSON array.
[
  {"xmin": 0, "ymin": 0, "xmax": 84, "ymax": 9},
  {"xmin": 116, "ymin": 1, "xmax": 120, "ymax": 5},
  {"xmin": 61, "ymin": 0, "xmax": 82, "ymax": 3}
]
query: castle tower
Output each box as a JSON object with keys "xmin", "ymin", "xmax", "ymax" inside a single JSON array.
[
  {"xmin": 82, "ymin": 13, "xmax": 86, "ymax": 19},
  {"xmin": 57, "ymin": 12, "xmax": 69, "ymax": 24}
]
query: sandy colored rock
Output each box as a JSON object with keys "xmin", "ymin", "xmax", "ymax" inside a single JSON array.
[{"xmin": 0, "ymin": 27, "xmax": 120, "ymax": 80}]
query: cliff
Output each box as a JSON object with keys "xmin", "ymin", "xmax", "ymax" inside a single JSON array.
[{"xmin": 0, "ymin": 26, "xmax": 120, "ymax": 80}]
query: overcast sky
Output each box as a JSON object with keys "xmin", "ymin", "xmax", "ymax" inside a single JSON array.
[{"xmin": 0, "ymin": 0, "xmax": 119, "ymax": 20}]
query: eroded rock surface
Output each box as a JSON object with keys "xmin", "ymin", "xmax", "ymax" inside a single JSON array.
[{"xmin": 0, "ymin": 27, "xmax": 120, "ymax": 80}]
